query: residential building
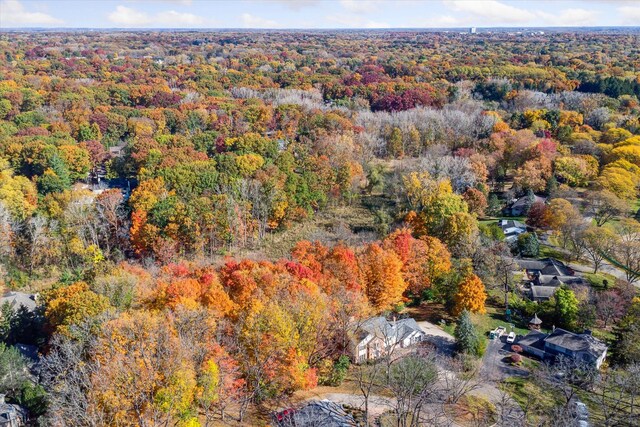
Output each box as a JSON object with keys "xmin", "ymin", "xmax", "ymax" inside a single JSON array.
[
  {"xmin": 516, "ymin": 257, "xmax": 575, "ymax": 278},
  {"xmin": 0, "ymin": 394, "xmax": 27, "ymax": 427},
  {"xmin": 273, "ymin": 401, "xmax": 357, "ymax": 427},
  {"xmin": 518, "ymin": 328, "xmax": 608, "ymax": 369},
  {"xmin": 504, "ymin": 195, "xmax": 547, "ymax": 216},
  {"xmin": 515, "ymin": 257, "xmax": 585, "ymax": 301},
  {"xmin": 498, "ymin": 219, "xmax": 527, "ymax": 243},
  {"xmin": 530, "ymin": 285, "xmax": 558, "ymax": 302},
  {"xmin": 351, "ymin": 316, "xmax": 426, "ymax": 363},
  {"xmin": 0, "ymin": 292, "xmax": 37, "ymax": 312}
]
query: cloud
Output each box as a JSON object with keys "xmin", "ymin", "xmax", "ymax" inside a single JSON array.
[
  {"xmin": 107, "ymin": 5, "xmax": 209, "ymax": 27},
  {"xmin": 269, "ymin": 0, "xmax": 319, "ymax": 10},
  {"xmin": 538, "ymin": 8, "xmax": 598, "ymax": 26},
  {"xmin": 442, "ymin": 0, "xmax": 599, "ymax": 26},
  {"xmin": 445, "ymin": 0, "xmax": 535, "ymax": 24},
  {"xmin": 339, "ymin": 0, "xmax": 384, "ymax": 14},
  {"xmin": 326, "ymin": 14, "xmax": 390, "ymax": 28},
  {"xmin": 0, "ymin": 0, "xmax": 63, "ymax": 27},
  {"xmin": 241, "ymin": 13, "xmax": 280, "ymax": 28},
  {"xmin": 126, "ymin": 0, "xmax": 193, "ymax": 4},
  {"xmin": 618, "ymin": 5, "xmax": 640, "ymax": 24},
  {"xmin": 413, "ymin": 15, "xmax": 463, "ymax": 28}
]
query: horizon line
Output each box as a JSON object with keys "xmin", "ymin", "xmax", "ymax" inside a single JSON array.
[{"xmin": 2, "ymin": 25, "xmax": 640, "ymax": 31}]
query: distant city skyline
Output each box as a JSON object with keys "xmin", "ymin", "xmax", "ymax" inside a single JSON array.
[{"xmin": 1, "ymin": 0, "xmax": 639, "ymax": 29}]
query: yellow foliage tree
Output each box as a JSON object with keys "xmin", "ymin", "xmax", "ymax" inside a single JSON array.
[{"xmin": 453, "ymin": 274, "xmax": 486, "ymax": 316}]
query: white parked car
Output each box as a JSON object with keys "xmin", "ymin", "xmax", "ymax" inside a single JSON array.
[{"xmin": 506, "ymin": 332, "xmax": 516, "ymax": 344}]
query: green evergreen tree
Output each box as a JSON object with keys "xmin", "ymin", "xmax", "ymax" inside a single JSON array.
[
  {"xmin": 609, "ymin": 300, "xmax": 640, "ymax": 366},
  {"xmin": 517, "ymin": 232, "xmax": 540, "ymax": 257},
  {"xmin": 454, "ymin": 309, "xmax": 481, "ymax": 356},
  {"xmin": 36, "ymin": 153, "xmax": 71, "ymax": 195}
]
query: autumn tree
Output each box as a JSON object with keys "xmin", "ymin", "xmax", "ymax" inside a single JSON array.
[
  {"xmin": 359, "ymin": 243, "xmax": 407, "ymax": 311},
  {"xmin": 580, "ymin": 226, "xmax": 616, "ymax": 273},
  {"xmin": 44, "ymin": 282, "xmax": 111, "ymax": 337},
  {"xmin": 584, "ymin": 190, "xmax": 629, "ymax": 227},
  {"xmin": 453, "ymin": 273, "xmax": 486, "ymax": 316}
]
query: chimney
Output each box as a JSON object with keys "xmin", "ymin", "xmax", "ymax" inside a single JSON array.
[
  {"xmin": 583, "ymin": 329, "xmax": 592, "ymax": 336},
  {"xmin": 0, "ymin": 394, "xmax": 5, "ymax": 405}
]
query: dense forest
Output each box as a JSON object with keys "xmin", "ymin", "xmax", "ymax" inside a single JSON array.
[{"xmin": 0, "ymin": 30, "xmax": 639, "ymax": 426}]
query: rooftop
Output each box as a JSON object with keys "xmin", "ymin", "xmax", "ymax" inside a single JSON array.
[
  {"xmin": 545, "ymin": 328, "xmax": 608, "ymax": 358},
  {"xmin": 0, "ymin": 292, "xmax": 37, "ymax": 312},
  {"xmin": 275, "ymin": 401, "xmax": 357, "ymax": 427},
  {"xmin": 516, "ymin": 258, "xmax": 573, "ymax": 277},
  {"xmin": 531, "ymin": 286, "xmax": 558, "ymax": 300},
  {"xmin": 529, "ymin": 313, "xmax": 542, "ymax": 325}
]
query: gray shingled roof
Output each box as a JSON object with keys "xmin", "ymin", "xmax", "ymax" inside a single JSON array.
[
  {"xmin": 515, "ymin": 258, "xmax": 573, "ymax": 277},
  {"xmin": 518, "ymin": 330, "xmax": 547, "ymax": 350},
  {"xmin": 545, "ymin": 328, "xmax": 608, "ymax": 358},
  {"xmin": 511, "ymin": 195, "xmax": 547, "ymax": 209},
  {"xmin": 282, "ymin": 401, "xmax": 357, "ymax": 427},
  {"xmin": 0, "ymin": 292, "xmax": 37, "ymax": 312},
  {"xmin": 530, "ymin": 313, "xmax": 542, "ymax": 325},
  {"xmin": 531, "ymin": 286, "xmax": 558, "ymax": 300},
  {"xmin": 359, "ymin": 316, "xmax": 424, "ymax": 340}
]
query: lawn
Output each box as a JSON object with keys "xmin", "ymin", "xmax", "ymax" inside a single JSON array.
[
  {"xmin": 538, "ymin": 243, "xmax": 570, "ymax": 262},
  {"xmin": 582, "ymin": 271, "xmax": 618, "ymax": 290},
  {"xmin": 500, "ymin": 377, "xmax": 565, "ymax": 425},
  {"xmin": 438, "ymin": 305, "xmax": 531, "ymax": 340},
  {"xmin": 470, "ymin": 306, "xmax": 530, "ymax": 338}
]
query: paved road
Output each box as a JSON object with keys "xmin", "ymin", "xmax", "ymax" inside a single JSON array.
[{"xmin": 537, "ymin": 240, "xmax": 630, "ymax": 283}]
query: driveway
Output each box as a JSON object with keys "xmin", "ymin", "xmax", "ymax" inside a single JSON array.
[
  {"xmin": 416, "ymin": 320, "xmax": 457, "ymax": 357},
  {"xmin": 480, "ymin": 336, "xmax": 529, "ymax": 382}
]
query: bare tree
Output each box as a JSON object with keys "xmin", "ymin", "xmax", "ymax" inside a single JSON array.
[
  {"xmin": 41, "ymin": 323, "xmax": 108, "ymax": 427},
  {"xmin": 353, "ymin": 361, "xmax": 385, "ymax": 427},
  {"xmin": 436, "ymin": 355, "xmax": 481, "ymax": 404},
  {"xmin": 0, "ymin": 202, "xmax": 16, "ymax": 262},
  {"xmin": 584, "ymin": 190, "xmax": 629, "ymax": 227},
  {"xmin": 386, "ymin": 355, "xmax": 438, "ymax": 427},
  {"xmin": 493, "ymin": 387, "xmax": 527, "ymax": 427},
  {"xmin": 589, "ymin": 364, "xmax": 640, "ymax": 427},
  {"xmin": 534, "ymin": 357, "xmax": 597, "ymax": 409}
]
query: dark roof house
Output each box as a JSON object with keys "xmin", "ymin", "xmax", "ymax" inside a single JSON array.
[
  {"xmin": 530, "ymin": 285, "xmax": 558, "ymax": 302},
  {"xmin": 504, "ymin": 195, "xmax": 547, "ymax": 216},
  {"xmin": 516, "ymin": 258, "xmax": 574, "ymax": 277},
  {"xmin": 518, "ymin": 328, "xmax": 608, "ymax": 368}
]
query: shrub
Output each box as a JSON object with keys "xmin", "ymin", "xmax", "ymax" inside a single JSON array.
[{"xmin": 509, "ymin": 353, "xmax": 522, "ymax": 365}]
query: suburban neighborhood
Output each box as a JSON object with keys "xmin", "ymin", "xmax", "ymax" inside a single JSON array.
[{"xmin": 1, "ymin": 5, "xmax": 640, "ymax": 426}]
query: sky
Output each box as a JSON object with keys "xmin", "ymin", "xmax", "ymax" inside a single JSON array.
[{"xmin": 1, "ymin": 0, "xmax": 639, "ymax": 29}]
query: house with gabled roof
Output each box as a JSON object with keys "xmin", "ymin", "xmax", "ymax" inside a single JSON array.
[
  {"xmin": 498, "ymin": 219, "xmax": 527, "ymax": 243},
  {"xmin": 0, "ymin": 292, "xmax": 37, "ymax": 312},
  {"xmin": 273, "ymin": 400, "xmax": 357, "ymax": 427},
  {"xmin": 504, "ymin": 194, "xmax": 547, "ymax": 216},
  {"xmin": 350, "ymin": 316, "xmax": 426, "ymax": 363}
]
